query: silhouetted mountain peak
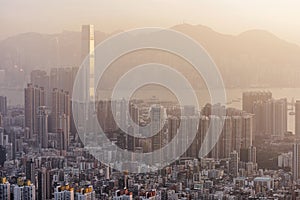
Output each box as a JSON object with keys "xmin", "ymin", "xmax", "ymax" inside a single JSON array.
[{"xmin": 1, "ymin": 23, "xmax": 300, "ymax": 88}]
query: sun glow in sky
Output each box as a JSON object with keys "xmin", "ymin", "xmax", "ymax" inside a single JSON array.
[{"xmin": 1, "ymin": 0, "xmax": 300, "ymax": 44}]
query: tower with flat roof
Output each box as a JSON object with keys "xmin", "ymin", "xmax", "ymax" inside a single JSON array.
[{"xmin": 81, "ymin": 25, "xmax": 95, "ymax": 102}]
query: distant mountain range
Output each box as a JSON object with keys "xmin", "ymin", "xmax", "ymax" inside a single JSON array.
[{"xmin": 1, "ymin": 23, "xmax": 300, "ymax": 88}]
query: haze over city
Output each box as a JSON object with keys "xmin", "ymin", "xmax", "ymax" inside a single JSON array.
[
  {"xmin": 1, "ymin": 1, "xmax": 300, "ymax": 199},
  {"xmin": 1, "ymin": 0, "xmax": 300, "ymax": 44}
]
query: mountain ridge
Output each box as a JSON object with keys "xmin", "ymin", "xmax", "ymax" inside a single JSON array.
[{"xmin": 0, "ymin": 23, "xmax": 300, "ymax": 88}]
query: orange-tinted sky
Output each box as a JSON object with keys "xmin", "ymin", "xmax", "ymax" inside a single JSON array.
[{"xmin": 1, "ymin": 0, "xmax": 300, "ymax": 44}]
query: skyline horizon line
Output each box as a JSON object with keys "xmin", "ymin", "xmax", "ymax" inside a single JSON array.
[{"xmin": 1, "ymin": 22, "xmax": 299, "ymax": 46}]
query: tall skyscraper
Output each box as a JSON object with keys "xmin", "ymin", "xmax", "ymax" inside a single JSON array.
[
  {"xmin": 58, "ymin": 114, "xmax": 69, "ymax": 155},
  {"xmin": 0, "ymin": 127, "xmax": 4, "ymax": 146},
  {"xmin": 248, "ymin": 145, "xmax": 257, "ymax": 164},
  {"xmin": 241, "ymin": 114, "xmax": 253, "ymax": 149},
  {"xmin": 253, "ymin": 100, "xmax": 266, "ymax": 135},
  {"xmin": 119, "ymin": 98, "xmax": 127, "ymax": 131},
  {"xmin": 50, "ymin": 88, "xmax": 70, "ymax": 134},
  {"xmin": 38, "ymin": 167, "xmax": 51, "ymax": 200},
  {"xmin": 254, "ymin": 98, "xmax": 287, "ymax": 137},
  {"xmin": 126, "ymin": 102, "xmax": 139, "ymax": 153},
  {"xmin": 167, "ymin": 116, "xmax": 179, "ymax": 159},
  {"xmin": 24, "ymin": 84, "xmax": 45, "ymax": 139},
  {"xmin": 197, "ymin": 116, "xmax": 209, "ymax": 158},
  {"xmin": 128, "ymin": 101, "xmax": 139, "ymax": 135},
  {"xmin": 242, "ymin": 91, "xmax": 272, "ymax": 138},
  {"xmin": 229, "ymin": 151, "xmax": 239, "ymax": 178},
  {"xmin": 208, "ymin": 116, "xmax": 222, "ymax": 159},
  {"xmin": 232, "ymin": 116, "xmax": 242, "ymax": 155},
  {"xmin": 264, "ymin": 100, "xmax": 274, "ymax": 135},
  {"xmin": 295, "ymin": 101, "xmax": 300, "ymax": 136},
  {"xmin": 0, "ymin": 145, "xmax": 6, "ymax": 167},
  {"xmin": 81, "ymin": 25, "xmax": 95, "ymax": 102},
  {"xmin": 0, "ymin": 96, "xmax": 7, "ymax": 116},
  {"xmin": 273, "ymin": 98, "xmax": 287, "ymax": 137},
  {"xmin": 37, "ymin": 106, "xmax": 49, "ymax": 148},
  {"xmin": 219, "ymin": 116, "xmax": 232, "ymax": 159},
  {"xmin": 150, "ymin": 105, "xmax": 166, "ymax": 164},
  {"xmin": 184, "ymin": 115, "xmax": 199, "ymax": 158},
  {"xmin": 26, "ymin": 159, "xmax": 35, "ymax": 184},
  {"xmin": 178, "ymin": 116, "xmax": 198, "ymax": 158},
  {"xmin": 150, "ymin": 105, "xmax": 165, "ymax": 152},
  {"xmin": 24, "ymin": 84, "xmax": 34, "ymax": 136},
  {"xmin": 240, "ymin": 114, "xmax": 253, "ymax": 162},
  {"xmin": 97, "ymin": 100, "xmax": 117, "ymax": 133},
  {"xmin": 293, "ymin": 143, "xmax": 300, "ymax": 182}
]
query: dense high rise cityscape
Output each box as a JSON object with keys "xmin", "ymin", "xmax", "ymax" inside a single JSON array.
[
  {"xmin": 2, "ymin": 1, "xmax": 300, "ymax": 199},
  {"xmin": 0, "ymin": 25, "xmax": 298, "ymax": 199}
]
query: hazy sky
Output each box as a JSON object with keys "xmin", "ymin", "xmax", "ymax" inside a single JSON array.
[{"xmin": 1, "ymin": 0, "xmax": 300, "ymax": 44}]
